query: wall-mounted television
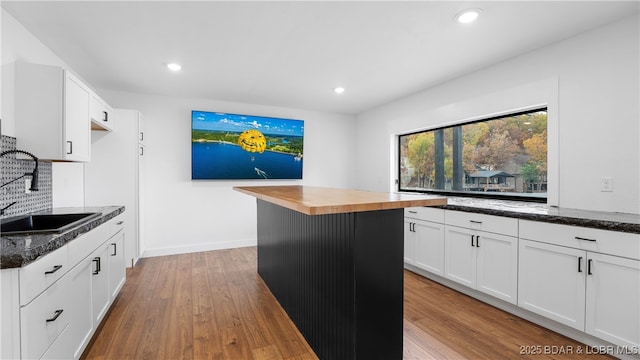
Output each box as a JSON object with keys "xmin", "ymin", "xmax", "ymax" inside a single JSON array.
[{"xmin": 192, "ymin": 111, "xmax": 304, "ymax": 180}]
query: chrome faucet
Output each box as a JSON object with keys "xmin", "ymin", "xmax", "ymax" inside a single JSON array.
[{"xmin": 0, "ymin": 149, "xmax": 39, "ymax": 191}]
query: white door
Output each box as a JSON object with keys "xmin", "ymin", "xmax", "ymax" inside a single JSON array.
[
  {"xmin": 109, "ymin": 232, "xmax": 126, "ymax": 300},
  {"xmin": 67, "ymin": 258, "xmax": 94, "ymax": 359},
  {"xmin": 413, "ymin": 220, "xmax": 445, "ymax": 276},
  {"xmin": 444, "ymin": 225, "xmax": 476, "ymax": 288},
  {"xmin": 404, "ymin": 219, "xmax": 415, "ymax": 264},
  {"xmin": 64, "ymin": 72, "xmax": 90, "ymax": 161},
  {"xmin": 586, "ymin": 253, "xmax": 640, "ymax": 348},
  {"xmin": 476, "ymin": 231, "xmax": 518, "ymax": 304},
  {"xmin": 518, "ymin": 239, "xmax": 586, "ymax": 330},
  {"xmin": 91, "ymin": 243, "xmax": 111, "ymax": 326}
]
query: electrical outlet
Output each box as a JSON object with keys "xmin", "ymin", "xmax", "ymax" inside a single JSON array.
[
  {"xmin": 25, "ymin": 178, "xmax": 31, "ymax": 194},
  {"xmin": 600, "ymin": 177, "xmax": 613, "ymax": 192}
]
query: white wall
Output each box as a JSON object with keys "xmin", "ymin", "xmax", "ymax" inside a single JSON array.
[
  {"xmin": 99, "ymin": 90, "xmax": 357, "ymax": 257},
  {"xmin": 356, "ymin": 14, "xmax": 639, "ymax": 215}
]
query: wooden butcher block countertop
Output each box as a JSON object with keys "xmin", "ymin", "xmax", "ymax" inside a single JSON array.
[{"xmin": 233, "ymin": 185, "xmax": 447, "ymax": 215}]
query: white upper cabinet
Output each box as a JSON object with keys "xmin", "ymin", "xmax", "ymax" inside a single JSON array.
[
  {"xmin": 89, "ymin": 92, "xmax": 113, "ymax": 131},
  {"xmin": 14, "ymin": 62, "xmax": 91, "ymax": 162}
]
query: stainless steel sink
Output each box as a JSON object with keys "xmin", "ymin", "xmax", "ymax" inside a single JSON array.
[{"xmin": 1, "ymin": 212, "xmax": 101, "ymax": 235}]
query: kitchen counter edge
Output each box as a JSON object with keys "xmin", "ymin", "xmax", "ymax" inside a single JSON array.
[{"xmin": 1, "ymin": 206, "xmax": 125, "ymax": 269}]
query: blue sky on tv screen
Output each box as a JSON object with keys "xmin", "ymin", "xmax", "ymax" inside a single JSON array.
[{"xmin": 192, "ymin": 111, "xmax": 304, "ymax": 136}]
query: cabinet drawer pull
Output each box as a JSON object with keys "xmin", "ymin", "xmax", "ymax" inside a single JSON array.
[
  {"xmin": 44, "ymin": 265, "xmax": 62, "ymax": 275},
  {"xmin": 93, "ymin": 257, "xmax": 101, "ymax": 275},
  {"xmin": 46, "ymin": 309, "xmax": 64, "ymax": 322},
  {"xmin": 408, "ymin": 210, "xmax": 418, "ymax": 214},
  {"xmin": 66, "ymin": 140, "xmax": 73, "ymax": 154},
  {"xmin": 476, "ymin": 235, "xmax": 480, "ymax": 247},
  {"xmin": 588, "ymin": 259, "xmax": 593, "ymax": 275},
  {"xmin": 140, "ymin": 146, "xmax": 144, "ymax": 156},
  {"xmin": 471, "ymin": 235, "xmax": 475, "ymax": 247},
  {"xmin": 103, "ymin": 111, "xmax": 109, "ymax": 122},
  {"xmin": 578, "ymin": 256, "xmax": 583, "ymax": 273},
  {"xmin": 140, "ymin": 132, "xmax": 144, "ymax": 141},
  {"xmin": 469, "ymin": 220, "xmax": 482, "ymax": 224},
  {"xmin": 575, "ymin": 236, "xmax": 596, "ymax": 242},
  {"xmin": 111, "ymin": 243, "xmax": 117, "ymax": 256},
  {"xmin": 116, "ymin": 221, "xmax": 124, "ymax": 225}
]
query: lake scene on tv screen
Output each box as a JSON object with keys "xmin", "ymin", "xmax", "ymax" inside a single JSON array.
[{"xmin": 192, "ymin": 111, "xmax": 304, "ymax": 180}]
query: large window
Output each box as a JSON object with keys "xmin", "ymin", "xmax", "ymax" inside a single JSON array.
[{"xmin": 398, "ymin": 108, "xmax": 547, "ymax": 201}]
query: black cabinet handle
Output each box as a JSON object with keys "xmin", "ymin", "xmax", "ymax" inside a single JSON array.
[
  {"xmin": 140, "ymin": 146, "xmax": 144, "ymax": 156},
  {"xmin": 471, "ymin": 235, "xmax": 475, "ymax": 247},
  {"xmin": 46, "ymin": 309, "xmax": 64, "ymax": 322},
  {"xmin": 93, "ymin": 257, "xmax": 101, "ymax": 275},
  {"xmin": 469, "ymin": 220, "xmax": 482, "ymax": 224},
  {"xmin": 103, "ymin": 111, "xmax": 109, "ymax": 122},
  {"xmin": 575, "ymin": 236, "xmax": 596, "ymax": 242},
  {"xmin": 476, "ymin": 235, "xmax": 480, "ymax": 247},
  {"xmin": 588, "ymin": 259, "xmax": 593, "ymax": 275},
  {"xmin": 111, "ymin": 243, "xmax": 117, "ymax": 256},
  {"xmin": 66, "ymin": 141, "xmax": 73, "ymax": 154},
  {"xmin": 116, "ymin": 221, "xmax": 124, "ymax": 225},
  {"xmin": 140, "ymin": 132, "xmax": 144, "ymax": 141},
  {"xmin": 578, "ymin": 256, "xmax": 583, "ymax": 272},
  {"xmin": 44, "ymin": 265, "xmax": 62, "ymax": 275},
  {"xmin": 408, "ymin": 210, "xmax": 417, "ymax": 214}
]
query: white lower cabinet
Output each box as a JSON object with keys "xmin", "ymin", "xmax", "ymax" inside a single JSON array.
[
  {"xmin": 519, "ymin": 220, "xmax": 640, "ymax": 349},
  {"xmin": 445, "ymin": 225, "xmax": 518, "ymax": 304},
  {"xmin": 518, "ymin": 239, "xmax": 587, "ymax": 330},
  {"xmin": 404, "ymin": 208, "xmax": 445, "ymax": 275},
  {"xmin": 0, "ymin": 213, "xmax": 126, "ymax": 359},
  {"xmin": 585, "ymin": 253, "xmax": 639, "ymax": 348}
]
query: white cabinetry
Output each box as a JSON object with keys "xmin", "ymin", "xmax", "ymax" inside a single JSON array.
[
  {"xmin": 90, "ymin": 92, "xmax": 113, "ymax": 131},
  {"xmin": 85, "ymin": 110, "xmax": 144, "ymax": 267},
  {"xmin": 518, "ymin": 221, "xmax": 640, "ymax": 348},
  {"xmin": 14, "ymin": 62, "xmax": 91, "ymax": 162},
  {"xmin": 0, "ymin": 214, "xmax": 126, "ymax": 359},
  {"xmin": 404, "ymin": 207, "xmax": 445, "ymax": 275},
  {"xmin": 444, "ymin": 211, "xmax": 518, "ymax": 304}
]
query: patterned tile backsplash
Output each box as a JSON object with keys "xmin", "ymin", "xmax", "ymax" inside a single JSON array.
[{"xmin": 1, "ymin": 135, "xmax": 53, "ymax": 218}]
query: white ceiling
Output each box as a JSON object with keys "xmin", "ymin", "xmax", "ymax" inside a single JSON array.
[{"xmin": 2, "ymin": 1, "xmax": 638, "ymax": 115}]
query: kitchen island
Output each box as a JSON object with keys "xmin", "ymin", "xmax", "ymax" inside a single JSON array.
[{"xmin": 234, "ymin": 186, "xmax": 446, "ymax": 359}]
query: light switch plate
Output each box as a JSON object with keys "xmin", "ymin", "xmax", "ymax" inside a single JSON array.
[{"xmin": 600, "ymin": 177, "xmax": 613, "ymax": 192}]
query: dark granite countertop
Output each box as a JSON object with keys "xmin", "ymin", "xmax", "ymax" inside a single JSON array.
[
  {"xmin": 437, "ymin": 197, "xmax": 640, "ymax": 234},
  {"xmin": 1, "ymin": 206, "xmax": 125, "ymax": 269}
]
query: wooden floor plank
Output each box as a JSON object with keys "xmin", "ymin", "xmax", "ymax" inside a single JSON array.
[{"xmin": 82, "ymin": 247, "xmax": 613, "ymax": 360}]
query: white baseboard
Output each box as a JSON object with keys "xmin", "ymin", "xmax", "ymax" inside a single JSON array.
[{"xmin": 141, "ymin": 239, "xmax": 257, "ymax": 258}]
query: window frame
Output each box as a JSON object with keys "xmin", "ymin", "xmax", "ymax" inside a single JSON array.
[{"xmin": 397, "ymin": 107, "xmax": 548, "ymax": 203}]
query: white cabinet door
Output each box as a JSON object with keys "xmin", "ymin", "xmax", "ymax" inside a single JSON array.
[
  {"xmin": 90, "ymin": 92, "xmax": 113, "ymax": 131},
  {"xmin": 64, "ymin": 72, "xmax": 91, "ymax": 161},
  {"xmin": 67, "ymin": 257, "xmax": 94, "ymax": 359},
  {"xmin": 404, "ymin": 219, "xmax": 415, "ymax": 264},
  {"xmin": 91, "ymin": 243, "xmax": 111, "ymax": 327},
  {"xmin": 518, "ymin": 239, "xmax": 586, "ymax": 331},
  {"xmin": 108, "ymin": 232, "xmax": 126, "ymax": 300},
  {"xmin": 476, "ymin": 231, "xmax": 518, "ymax": 304},
  {"xmin": 444, "ymin": 225, "xmax": 476, "ymax": 288},
  {"xmin": 14, "ymin": 62, "xmax": 91, "ymax": 162},
  {"xmin": 413, "ymin": 220, "xmax": 445, "ymax": 276},
  {"xmin": 586, "ymin": 253, "xmax": 640, "ymax": 348}
]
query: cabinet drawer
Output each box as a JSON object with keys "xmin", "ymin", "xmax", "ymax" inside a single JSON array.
[
  {"xmin": 405, "ymin": 207, "xmax": 444, "ymax": 223},
  {"xmin": 67, "ymin": 222, "xmax": 110, "ymax": 266},
  {"xmin": 109, "ymin": 216, "xmax": 125, "ymax": 238},
  {"xmin": 519, "ymin": 220, "xmax": 640, "ymax": 260},
  {"xmin": 20, "ymin": 275, "xmax": 69, "ymax": 360},
  {"xmin": 445, "ymin": 210, "xmax": 518, "ymax": 237},
  {"xmin": 19, "ymin": 245, "xmax": 69, "ymax": 306}
]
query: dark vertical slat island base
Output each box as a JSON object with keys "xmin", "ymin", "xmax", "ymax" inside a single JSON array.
[{"xmin": 234, "ymin": 186, "xmax": 447, "ymax": 360}]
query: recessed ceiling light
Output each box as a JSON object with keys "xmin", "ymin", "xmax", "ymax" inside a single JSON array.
[
  {"xmin": 455, "ymin": 9, "xmax": 482, "ymax": 24},
  {"xmin": 334, "ymin": 87, "xmax": 345, "ymax": 94},
  {"xmin": 167, "ymin": 63, "xmax": 182, "ymax": 71}
]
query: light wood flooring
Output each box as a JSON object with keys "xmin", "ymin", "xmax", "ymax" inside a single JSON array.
[{"xmin": 82, "ymin": 247, "xmax": 612, "ymax": 360}]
